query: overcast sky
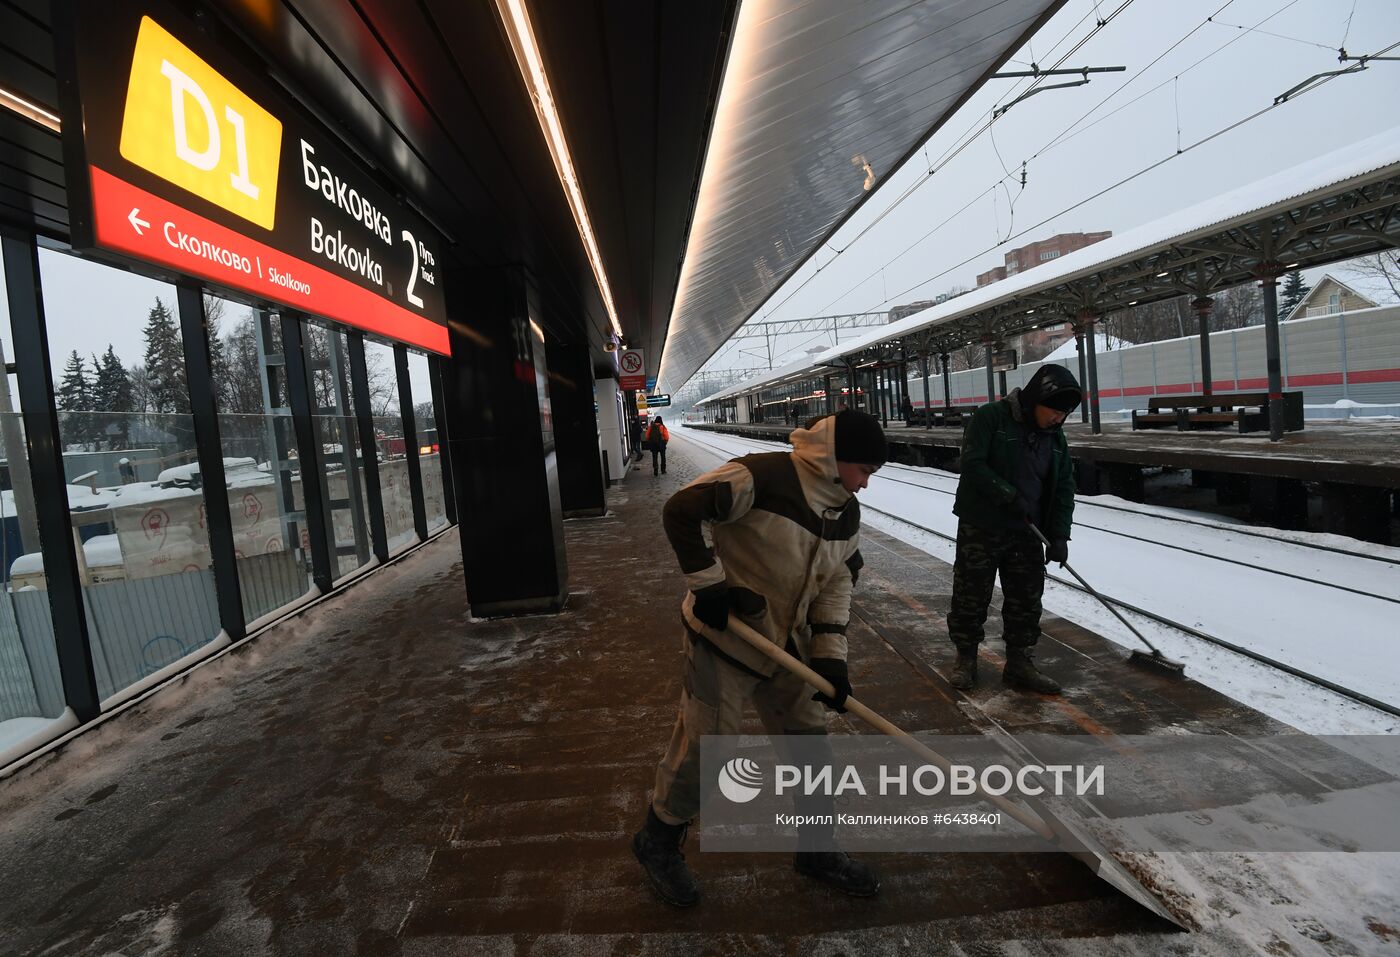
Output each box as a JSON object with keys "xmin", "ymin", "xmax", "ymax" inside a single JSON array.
[{"xmin": 697, "ymin": 0, "xmax": 1400, "ymax": 377}]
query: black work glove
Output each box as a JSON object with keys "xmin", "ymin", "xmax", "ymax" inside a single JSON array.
[
  {"xmin": 691, "ymin": 584, "xmax": 729, "ymax": 632},
  {"xmin": 1045, "ymin": 539, "xmax": 1069, "ymax": 566},
  {"xmin": 809, "ymin": 657, "xmax": 851, "ymax": 714},
  {"xmin": 1011, "ymin": 493, "xmax": 1036, "ymax": 526},
  {"xmin": 728, "ymin": 587, "xmax": 767, "ymax": 620}
]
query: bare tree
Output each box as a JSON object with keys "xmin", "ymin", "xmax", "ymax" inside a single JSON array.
[
  {"xmin": 1210, "ymin": 283, "xmax": 1263, "ymax": 331},
  {"xmin": 1341, "ymin": 251, "xmax": 1400, "ymax": 301}
]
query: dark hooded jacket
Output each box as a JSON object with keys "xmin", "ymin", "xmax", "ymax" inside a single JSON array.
[{"xmin": 953, "ymin": 364, "xmax": 1081, "ymax": 540}]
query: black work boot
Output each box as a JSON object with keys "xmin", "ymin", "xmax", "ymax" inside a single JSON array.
[
  {"xmin": 793, "ymin": 800, "xmax": 880, "ymax": 898},
  {"xmin": 795, "ymin": 851, "xmax": 881, "ymax": 897},
  {"xmin": 632, "ymin": 807, "xmax": 700, "ymax": 907},
  {"xmin": 1002, "ymin": 647, "xmax": 1061, "ymax": 694},
  {"xmin": 948, "ymin": 647, "xmax": 978, "ymax": 690}
]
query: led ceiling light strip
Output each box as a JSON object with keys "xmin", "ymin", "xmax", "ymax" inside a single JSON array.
[
  {"xmin": 494, "ymin": 0, "xmax": 624, "ymax": 341},
  {"xmin": 0, "ymin": 86, "xmax": 60, "ymax": 133}
]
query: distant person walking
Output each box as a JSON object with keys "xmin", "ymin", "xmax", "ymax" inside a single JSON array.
[
  {"xmin": 645, "ymin": 416, "xmax": 670, "ymax": 475},
  {"xmin": 631, "ymin": 414, "xmax": 645, "ymax": 461}
]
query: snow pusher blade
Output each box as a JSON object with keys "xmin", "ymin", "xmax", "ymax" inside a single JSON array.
[{"xmin": 713, "ymin": 618, "xmax": 1189, "ymax": 930}]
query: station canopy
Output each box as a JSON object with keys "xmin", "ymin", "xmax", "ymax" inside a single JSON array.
[
  {"xmin": 655, "ymin": 0, "xmax": 1068, "ymax": 394},
  {"xmin": 702, "ymin": 126, "xmax": 1400, "ymax": 405}
]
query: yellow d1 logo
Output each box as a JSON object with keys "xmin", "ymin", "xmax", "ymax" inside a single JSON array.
[{"xmin": 119, "ymin": 16, "xmax": 281, "ymax": 230}]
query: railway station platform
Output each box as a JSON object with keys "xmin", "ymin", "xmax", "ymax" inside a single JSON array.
[
  {"xmin": 694, "ymin": 419, "xmax": 1400, "ymax": 545},
  {"xmin": 0, "ymin": 438, "xmax": 1395, "ymax": 954}
]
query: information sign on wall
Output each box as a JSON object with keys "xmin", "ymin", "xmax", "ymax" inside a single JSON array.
[
  {"xmin": 644, "ymin": 394, "xmax": 671, "ymax": 408},
  {"xmin": 55, "ymin": 1, "xmax": 449, "ymax": 353},
  {"xmin": 991, "ymin": 349, "xmax": 1019, "ymax": 373}
]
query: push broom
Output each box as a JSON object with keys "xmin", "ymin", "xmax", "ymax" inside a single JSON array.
[
  {"xmin": 708, "ymin": 617, "xmax": 1187, "ymax": 928},
  {"xmin": 1027, "ymin": 522, "xmax": 1187, "ymax": 678}
]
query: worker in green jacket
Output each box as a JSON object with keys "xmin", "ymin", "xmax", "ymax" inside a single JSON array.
[{"xmin": 948, "ymin": 364, "xmax": 1082, "ymax": 694}]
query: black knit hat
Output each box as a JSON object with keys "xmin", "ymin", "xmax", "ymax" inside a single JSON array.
[
  {"xmin": 833, "ymin": 409, "xmax": 887, "ymax": 465},
  {"xmin": 1023, "ymin": 364, "xmax": 1083, "ymax": 414}
]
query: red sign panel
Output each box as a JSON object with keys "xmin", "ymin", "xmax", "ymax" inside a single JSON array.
[{"xmin": 91, "ymin": 168, "xmax": 448, "ymax": 353}]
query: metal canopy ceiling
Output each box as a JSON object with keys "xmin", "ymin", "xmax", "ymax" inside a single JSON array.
[
  {"xmin": 656, "ymin": 0, "xmax": 1067, "ymax": 394},
  {"xmin": 703, "ymin": 127, "xmax": 1400, "ymax": 403}
]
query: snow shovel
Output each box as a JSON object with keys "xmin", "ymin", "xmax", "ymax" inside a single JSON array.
[
  {"xmin": 1027, "ymin": 522, "xmax": 1187, "ymax": 679},
  {"xmin": 709, "ymin": 617, "xmax": 1187, "ymax": 929}
]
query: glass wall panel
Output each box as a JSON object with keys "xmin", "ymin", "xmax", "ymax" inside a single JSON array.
[
  {"xmin": 406, "ymin": 350, "xmax": 447, "ymax": 532},
  {"xmin": 37, "ymin": 249, "xmax": 223, "ymax": 706},
  {"xmin": 304, "ymin": 324, "xmax": 373, "ymax": 581},
  {"xmin": 364, "ymin": 339, "xmax": 415, "ymax": 553},
  {"xmin": 0, "ymin": 259, "xmax": 67, "ymax": 753},
  {"xmin": 206, "ymin": 300, "xmax": 315, "ymax": 624}
]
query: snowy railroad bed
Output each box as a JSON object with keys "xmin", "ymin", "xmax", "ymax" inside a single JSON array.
[{"xmin": 673, "ymin": 424, "xmax": 1400, "ymax": 727}]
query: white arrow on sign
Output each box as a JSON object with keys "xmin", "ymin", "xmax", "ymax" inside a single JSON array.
[{"xmin": 128, "ymin": 207, "xmax": 150, "ymax": 236}]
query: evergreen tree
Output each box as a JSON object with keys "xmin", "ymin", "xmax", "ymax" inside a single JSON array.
[
  {"xmin": 92, "ymin": 345, "xmax": 134, "ymax": 448},
  {"xmin": 1278, "ymin": 270, "xmax": 1311, "ymax": 320},
  {"xmin": 141, "ymin": 297, "xmax": 189, "ymax": 414},
  {"xmin": 57, "ymin": 350, "xmax": 90, "ymax": 412},
  {"xmin": 57, "ymin": 350, "xmax": 93, "ymax": 448}
]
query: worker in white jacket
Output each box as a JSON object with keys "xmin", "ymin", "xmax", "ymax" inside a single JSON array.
[{"xmin": 633, "ymin": 410, "xmax": 887, "ymax": 907}]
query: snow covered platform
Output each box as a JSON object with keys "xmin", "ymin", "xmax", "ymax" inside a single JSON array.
[
  {"xmin": 696, "ymin": 418, "xmax": 1400, "ymax": 544},
  {"xmin": 0, "ymin": 440, "xmax": 1395, "ymax": 954},
  {"xmin": 696, "ymin": 418, "xmax": 1400, "ymax": 487}
]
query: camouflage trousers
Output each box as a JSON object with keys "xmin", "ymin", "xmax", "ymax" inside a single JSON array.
[{"xmin": 947, "ymin": 520, "xmax": 1045, "ymax": 651}]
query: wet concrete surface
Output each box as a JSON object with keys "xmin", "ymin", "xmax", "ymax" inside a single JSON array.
[{"xmin": 0, "ymin": 439, "xmax": 1282, "ymax": 955}]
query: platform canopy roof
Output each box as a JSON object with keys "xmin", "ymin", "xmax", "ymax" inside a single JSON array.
[
  {"xmin": 655, "ymin": 0, "xmax": 1069, "ymax": 394},
  {"xmin": 702, "ymin": 126, "xmax": 1400, "ymax": 405}
]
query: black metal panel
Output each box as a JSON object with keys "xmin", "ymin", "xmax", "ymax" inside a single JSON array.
[
  {"xmin": 545, "ymin": 338, "xmax": 605, "ymax": 518},
  {"xmin": 427, "ymin": 353, "xmax": 456, "ymax": 526},
  {"xmin": 175, "ymin": 282, "xmax": 245, "ymax": 640},
  {"xmin": 280, "ymin": 314, "xmax": 333, "ymax": 592},
  {"xmin": 347, "ymin": 331, "xmax": 388, "ymax": 562},
  {"xmin": 394, "ymin": 344, "xmax": 428, "ymax": 541},
  {"xmin": 0, "ymin": 227, "xmax": 98, "ymax": 720},
  {"xmin": 442, "ymin": 265, "xmax": 566, "ymax": 616}
]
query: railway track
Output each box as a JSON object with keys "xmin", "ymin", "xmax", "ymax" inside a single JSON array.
[{"xmin": 675, "ymin": 426, "xmax": 1400, "ymax": 719}]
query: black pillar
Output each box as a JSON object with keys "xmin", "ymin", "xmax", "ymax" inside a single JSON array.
[
  {"xmin": 545, "ymin": 338, "xmax": 606, "ymax": 518},
  {"xmin": 348, "ymin": 332, "xmax": 389, "ymax": 561},
  {"xmin": 1082, "ymin": 314, "xmax": 1102, "ymax": 434},
  {"xmin": 281, "ymin": 315, "xmax": 333, "ymax": 592},
  {"xmin": 442, "ymin": 266, "xmax": 567, "ymax": 616},
  {"xmin": 920, "ymin": 354, "xmax": 931, "ymax": 429},
  {"xmin": 175, "ymin": 282, "xmax": 245, "ymax": 639},
  {"xmin": 983, "ymin": 343, "xmax": 995, "ymax": 405},
  {"xmin": 1256, "ymin": 267, "xmax": 1286, "ymax": 442},
  {"xmin": 1193, "ymin": 296, "xmax": 1215, "ymax": 398},
  {"xmin": 1075, "ymin": 326, "xmax": 1089, "ymax": 424},
  {"xmin": 394, "ymin": 344, "xmax": 429, "ymax": 541},
  {"xmin": 940, "ymin": 352, "xmax": 952, "ymax": 411},
  {"xmin": 1, "ymin": 229, "xmax": 100, "ymax": 721},
  {"xmin": 428, "ymin": 355, "xmax": 457, "ymax": 526}
]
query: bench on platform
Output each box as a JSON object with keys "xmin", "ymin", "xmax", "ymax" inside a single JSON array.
[
  {"xmin": 1130, "ymin": 391, "xmax": 1304, "ymax": 433},
  {"xmin": 910, "ymin": 405, "xmax": 977, "ymax": 427}
]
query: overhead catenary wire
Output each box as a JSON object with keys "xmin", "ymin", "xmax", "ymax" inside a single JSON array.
[
  {"xmin": 799, "ymin": 0, "xmax": 1271, "ymax": 321},
  {"xmin": 873, "ymin": 37, "xmax": 1400, "ymax": 313},
  {"xmin": 822, "ymin": 1, "xmax": 1353, "ymax": 318},
  {"xmin": 739, "ymin": 1, "xmax": 1138, "ymax": 326}
]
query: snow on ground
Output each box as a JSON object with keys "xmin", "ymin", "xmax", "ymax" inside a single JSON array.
[
  {"xmin": 0, "ymin": 717, "xmax": 55, "ymax": 754},
  {"xmin": 673, "ymin": 424, "xmax": 1400, "ymax": 734}
]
